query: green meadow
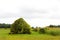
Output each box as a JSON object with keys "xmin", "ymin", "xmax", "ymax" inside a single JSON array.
[{"xmin": 0, "ymin": 28, "xmax": 60, "ymax": 40}]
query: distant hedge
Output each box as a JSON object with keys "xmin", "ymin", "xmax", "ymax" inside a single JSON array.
[{"xmin": 0, "ymin": 23, "xmax": 11, "ymax": 28}]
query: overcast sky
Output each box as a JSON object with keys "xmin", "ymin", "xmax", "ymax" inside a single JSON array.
[{"xmin": 0, "ymin": 0, "xmax": 60, "ymax": 27}]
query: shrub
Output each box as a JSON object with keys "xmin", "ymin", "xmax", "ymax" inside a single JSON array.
[
  {"xmin": 31, "ymin": 27, "xmax": 34, "ymax": 29},
  {"xmin": 10, "ymin": 18, "xmax": 31, "ymax": 34},
  {"xmin": 39, "ymin": 28, "xmax": 46, "ymax": 34}
]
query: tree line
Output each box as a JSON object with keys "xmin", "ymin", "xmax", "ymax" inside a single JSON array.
[
  {"xmin": 0, "ymin": 23, "xmax": 60, "ymax": 28},
  {"xmin": 0, "ymin": 23, "xmax": 11, "ymax": 28},
  {"xmin": 48, "ymin": 25, "xmax": 60, "ymax": 28}
]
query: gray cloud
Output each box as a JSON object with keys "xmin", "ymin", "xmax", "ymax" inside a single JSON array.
[
  {"xmin": 21, "ymin": 8, "xmax": 48, "ymax": 14},
  {"xmin": 0, "ymin": 7, "xmax": 48, "ymax": 19},
  {"xmin": 0, "ymin": 0, "xmax": 60, "ymax": 27},
  {"xmin": 0, "ymin": 0, "xmax": 59, "ymax": 19},
  {"xmin": 50, "ymin": 13, "xmax": 60, "ymax": 19}
]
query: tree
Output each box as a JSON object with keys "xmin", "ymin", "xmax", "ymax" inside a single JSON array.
[
  {"xmin": 10, "ymin": 18, "xmax": 31, "ymax": 34},
  {"xmin": 49, "ymin": 25, "xmax": 57, "ymax": 28}
]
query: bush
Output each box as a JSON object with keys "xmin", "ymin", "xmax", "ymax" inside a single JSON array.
[
  {"xmin": 31, "ymin": 27, "xmax": 34, "ymax": 29},
  {"xmin": 39, "ymin": 28, "xmax": 46, "ymax": 34},
  {"xmin": 10, "ymin": 18, "xmax": 31, "ymax": 34}
]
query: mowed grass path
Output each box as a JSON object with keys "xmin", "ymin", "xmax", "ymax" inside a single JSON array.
[{"xmin": 0, "ymin": 28, "xmax": 60, "ymax": 40}]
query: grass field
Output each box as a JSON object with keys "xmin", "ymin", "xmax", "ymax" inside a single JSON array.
[{"xmin": 0, "ymin": 28, "xmax": 60, "ymax": 40}]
